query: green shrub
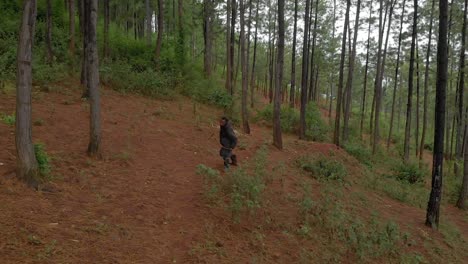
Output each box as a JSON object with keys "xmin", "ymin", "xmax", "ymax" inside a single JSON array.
[
  {"xmin": 1, "ymin": 113, "xmax": 15, "ymax": 126},
  {"xmin": 343, "ymin": 142, "xmax": 374, "ymax": 168},
  {"xmin": 255, "ymin": 103, "xmax": 328, "ymax": 141},
  {"xmin": 34, "ymin": 143, "xmax": 51, "ymax": 180},
  {"xmin": 298, "ymin": 156, "xmax": 347, "ymax": 182},
  {"xmin": 392, "ymin": 162, "xmax": 427, "ymax": 184}
]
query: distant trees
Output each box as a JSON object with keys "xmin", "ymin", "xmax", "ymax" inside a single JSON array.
[{"xmin": 16, "ymin": 0, "xmax": 39, "ymax": 188}]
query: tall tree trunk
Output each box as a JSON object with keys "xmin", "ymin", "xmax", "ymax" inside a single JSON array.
[
  {"xmin": 250, "ymin": 0, "xmax": 259, "ymax": 107},
  {"xmin": 459, "ymin": 126, "xmax": 468, "ymax": 209},
  {"xmin": 176, "ymin": 0, "xmax": 185, "ymax": 68},
  {"xmin": 360, "ymin": 1, "xmax": 372, "ymax": 139},
  {"xmin": 16, "ymin": 0, "xmax": 39, "ymax": 188},
  {"xmin": 146, "ymin": 0, "xmax": 152, "ymax": 45},
  {"xmin": 455, "ymin": 0, "xmax": 467, "ymax": 175},
  {"xmin": 343, "ymin": 0, "xmax": 361, "ymax": 142},
  {"xmin": 372, "ymin": 0, "xmax": 389, "ymax": 154},
  {"xmin": 46, "ymin": 0, "xmax": 53, "ymax": 64},
  {"xmin": 420, "ymin": 0, "xmax": 435, "ymax": 159},
  {"xmin": 103, "ymin": 0, "xmax": 110, "ymax": 58},
  {"xmin": 404, "ymin": 0, "xmax": 418, "ymax": 163},
  {"xmin": 416, "ymin": 43, "xmax": 421, "ymax": 157},
  {"xmin": 80, "ymin": 0, "xmax": 88, "ymax": 98},
  {"xmin": 226, "ymin": 0, "xmax": 232, "ymax": 93},
  {"xmin": 203, "ymin": 0, "xmax": 213, "ymax": 77},
  {"xmin": 273, "ymin": 0, "xmax": 284, "ymax": 149},
  {"xmin": 155, "ymin": 0, "xmax": 164, "ymax": 61},
  {"xmin": 328, "ymin": 0, "xmax": 337, "ymax": 126},
  {"xmin": 299, "ymin": 0, "xmax": 311, "ymax": 139},
  {"xmin": 240, "ymin": 0, "xmax": 250, "ymax": 134},
  {"xmin": 388, "ymin": 0, "xmax": 407, "ymax": 149},
  {"xmin": 85, "ymin": 0, "xmax": 101, "ymax": 156},
  {"xmin": 333, "ymin": 0, "xmax": 350, "ymax": 146},
  {"xmin": 245, "ymin": 0, "xmax": 253, "ymax": 105},
  {"xmin": 229, "ymin": 0, "xmax": 236, "ymax": 94},
  {"xmin": 69, "ymin": 0, "xmax": 75, "ymax": 55},
  {"xmin": 308, "ymin": 0, "xmax": 319, "ymax": 102},
  {"xmin": 289, "ymin": 0, "xmax": 298, "ymax": 108},
  {"xmin": 426, "ymin": 0, "xmax": 448, "ymax": 229}
]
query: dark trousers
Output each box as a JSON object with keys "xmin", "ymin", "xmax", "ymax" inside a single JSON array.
[{"xmin": 220, "ymin": 147, "xmax": 233, "ymax": 168}]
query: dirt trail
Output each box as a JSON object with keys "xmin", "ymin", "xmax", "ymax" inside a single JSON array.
[{"xmin": 0, "ymin": 82, "xmax": 467, "ymax": 263}]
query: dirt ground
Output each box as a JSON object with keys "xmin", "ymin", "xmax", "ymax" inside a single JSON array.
[{"xmin": 0, "ymin": 81, "xmax": 467, "ymax": 263}]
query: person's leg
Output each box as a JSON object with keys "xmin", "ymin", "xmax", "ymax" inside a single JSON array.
[{"xmin": 231, "ymin": 154, "xmax": 237, "ymax": 166}]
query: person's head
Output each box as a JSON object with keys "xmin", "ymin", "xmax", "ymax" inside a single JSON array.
[{"xmin": 219, "ymin": 117, "xmax": 229, "ymax": 127}]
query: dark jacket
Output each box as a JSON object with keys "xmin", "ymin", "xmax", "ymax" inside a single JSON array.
[{"xmin": 220, "ymin": 121, "xmax": 237, "ymax": 149}]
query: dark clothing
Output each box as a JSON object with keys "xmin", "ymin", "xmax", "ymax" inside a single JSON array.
[
  {"xmin": 219, "ymin": 121, "xmax": 238, "ymax": 168},
  {"xmin": 219, "ymin": 121, "xmax": 237, "ymax": 149}
]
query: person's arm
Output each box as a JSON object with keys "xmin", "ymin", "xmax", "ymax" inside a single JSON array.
[{"xmin": 227, "ymin": 127, "xmax": 237, "ymax": 149}]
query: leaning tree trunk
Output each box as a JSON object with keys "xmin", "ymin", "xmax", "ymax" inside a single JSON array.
[
  {"xmin": 426, "ymin": 0, "xmax": 448, "ymax": 229},
  {"xmin": 343, "ymin": 0, "xmax": 361, "ymax": 142},
  {"xmin": 420, "ymin": 0, "xmax": 435, "ymax": 159},
  {"xmin": 289, "ymin": 0, "xmax": 298, "ymax": 108},
  {"xmin": 273, "ymin": 0, "xmax": 284, "ymax": 150},
  {"xmin": 455, "ymin": 0, "xmax": 467, "ymax": 175},
  {"xmin": 16, "ymin": 0, "xmax": 39, "ymax": 188},
  {"xmin": 240, "ymin": 0, "xmax": 250, "ymax": 134},
  {"xmin": 299, "ymin": 0, "xmax": 311, "ymax": 139},
  {"xmin": 155, "ymin": 0, "xmax": 164, "ymax": 61},
  {"xmin": 388, "ymin": 0, "xmax": 406, "ymax": 149},
  {"xmin": 45, "ymin": 0, "xmax": 53, "ymax": 64},
  {"xmin": 85, "ymin": 0, "xmax": 101, "ymax": 156},
  {"xmin": 333, "ymin": 0, "xmax": 350, "ymax": 147},
  {"xmin": 360, "ymin": 0, "xmax": 373, "ymax": 139},
  {"xmin": 404, "ymin": 0, "xmax": 418, "ymax": 163},
  {"xmin": 69, "ymin": 0, "xmax": 75, "ymax": 55}
]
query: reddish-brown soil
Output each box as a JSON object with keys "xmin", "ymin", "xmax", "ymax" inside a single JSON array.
[{"xmin": 0, "ymin": 81, "xmax": 467, "ymax": 263}]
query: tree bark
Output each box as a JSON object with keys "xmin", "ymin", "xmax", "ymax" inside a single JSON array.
[
  {"xmin": 229, "ymin": 0, "xmax": 236, "ymax": 94},
  {"xmin": 250, "ymin": 0, "xmax": 259, "ymax": 107},
  {"xmin": 203, "ymin": 0, "xmax": 213, "ymax": 78},
  {"xmin": 155, "ymin": 0, "xmax": 163, "ymax": 61},
  {"xmin": 16, "ymin": 0, "xmax": 39, "ymax": 188},
  {"xmin": 420, "ymin": 0, "xmax": 435, "ymax": 159},
  {"xmin": 308, "ymin": 0, "xmax": 319, "ymax": 102},
  {"xmin": 273, "ymin": 0, "xmax": 284, "ymax": 149},
  {"xmin": 46, "ymin": 0, "xmax": 53, "ymax": 64},
  {"xmin": 299, "ymin": 0, "xmax": 311, "ymax": 140},
  {"xmin": 240, "ymin": 0, "xmax": 250, "ymax": 134},
  {"xmin": 69, "ymin": 0, "xmax": 75, "ymax": 55},
  {"xmin": 455, "ymin": 0, "xmax": 467, "ymax": 174},
  {"xmin": 388, "ymin": 0, "xmax": 406, "ymax": 149},
  {"xmin": 103, "ymin": 0, "xmax": 110, "ymax": 58},
  {"xmin": 146, "ymin": 0, "xmax": 152, "ymax": 45},
  {"xmin": 404, "ymin": 0, "xmax": 418, "ymax": 163},
  {"xmin": 328, "ymin": 0, "xmax": 337, "ymax": 126},
  {"xmin": 289, "ymin": 0, "xmax": 298, "ymax": 108},
  {"xmin": 426, "ymin": 0, "xmax": 448, "ymax": 229},
  {"xmin": 85, "ymin": 0, "xmax": 101, "ymax": 156},
  {"xmin": 416, "ymin": 42, "xmax": 421, "ymax": 157},
  {"xmin": 226, "ymin": 0, "xmax": 232, "ymax": 93},
  {"xmin": 360, "ymin": 1, "xmax": 373, "ymax": 139}
]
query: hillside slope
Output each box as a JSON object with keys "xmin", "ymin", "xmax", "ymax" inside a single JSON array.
[{"xmin": 0, "ymin": 81, "xmax": 467, "ymax": 263}]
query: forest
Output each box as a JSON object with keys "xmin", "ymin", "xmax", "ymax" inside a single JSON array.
[{"xmin": 0, "ymin": 0, "xmax": 467, "ymax": 263}]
